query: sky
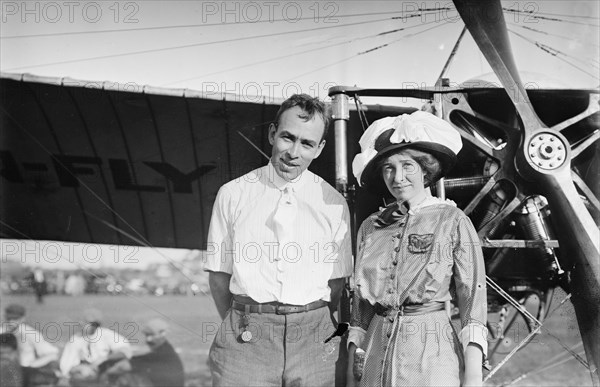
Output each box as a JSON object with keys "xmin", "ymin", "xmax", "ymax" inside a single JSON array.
[
  {"xmin": 1, "ymin": 1, "xmax": 599, "ymax": 101},
  {"xmin": 1, "ymin": 0, "xmax": 599, "ymax": 268}
]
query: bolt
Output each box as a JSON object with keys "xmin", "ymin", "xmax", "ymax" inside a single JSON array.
[
  {"xmin": 550, "ymin": 137, "xmax": 555, "ymax": 142},
  {"xmin": 558, "ymin": 156, "xmax": 562, "ymax": 161},
  {"xmin": 530, "ymin": 142, "xmax": 536, "ymax": 147},
  {"xmin": 530, "ymin": 153, "xmax": 536, "ymax": 158},
  {"xmin": 538, "ymin": 136, "xmax": 543, "ymax": 141},
  {"xmin": 549, "ymin": 163, "xmax": 554, "ymax": 167},
  {"xmin": 558, "ymin": 146, "xmax": 563, "ymax": 150},
  {"xmin": 537, "ymin": 162, "xmax": 543, "ymax": 166}
]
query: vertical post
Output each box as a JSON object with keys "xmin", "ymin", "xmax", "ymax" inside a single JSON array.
[
  {"xmin": 330, "ymin": 91, "xmax": 352, "ymax": 386},
  {"xmin": 331, "ymin": 93, "xmax": 350, "ymax": 197}
]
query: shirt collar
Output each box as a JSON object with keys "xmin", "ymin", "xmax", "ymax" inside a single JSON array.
[{"xmin": 266, "ymin": 161, "xmax": 310, "ymax": 191}]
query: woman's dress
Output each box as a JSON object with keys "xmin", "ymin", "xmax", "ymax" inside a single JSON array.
[{"xmin": 349, "ymin": 197, "xmax": 487, "ymax": 386}]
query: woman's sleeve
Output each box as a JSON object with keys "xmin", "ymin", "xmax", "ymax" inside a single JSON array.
[
  {"xmin": 452, "ymin": 213, "xmax": 488, "ymax": 359},
  {"xmin": 347, "ymin": 221, "xmax": 377, "ymax": 349}
]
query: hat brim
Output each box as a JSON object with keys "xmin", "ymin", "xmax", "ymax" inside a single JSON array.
[{"xmin": 360, "ymin": 141, "xmax": 457, "ymax": 195}]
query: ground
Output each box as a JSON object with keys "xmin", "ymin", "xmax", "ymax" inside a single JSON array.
[{"xmin": 2, "ymin": 289, "xmax": 593, "ymax": 386}]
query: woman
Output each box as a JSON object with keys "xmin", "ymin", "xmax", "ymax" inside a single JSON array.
[{"xmin": 347, "ymin": 111, "xmax": 487, "ymax": 387}]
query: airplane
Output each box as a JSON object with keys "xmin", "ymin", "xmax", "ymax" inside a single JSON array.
[{"xmin": 1, "ymin": 0, "xmax": 598, "ymax": 384}]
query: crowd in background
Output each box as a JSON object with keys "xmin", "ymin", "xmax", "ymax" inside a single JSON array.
[
  {"xmin": 1, "ymin": 303, "xmax": 185, "ymax": 387},
  {"xmin": 0, "ymin": 261, "xmax": 210, "ymax": 298}
]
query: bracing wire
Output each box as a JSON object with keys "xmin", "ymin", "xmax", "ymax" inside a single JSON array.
[
  {"xmin": 503, "ymin": 8, "xmax": 600, "ymax": 27},
  {"xmin": 3, "ymin": 9, "xmax": 450, "ymax": 72},
  {"xmin": 507, "ymin": 23, "xmax": 599, "ymax": 47},
  {"xmin": 1, "ymin": 16, "xmax": 394, "ymax": 71},
  {"xmin": 284, "ymin": 20, "xmax": 452, "ymax": 82},
  {"xmin": 162, "ymin": 16, "xmax": 447, "ymax": 86},
  {"xmin": 1, "ymin": 9, "xmax": 449, "ymax": 39},
  {"xmin": 509, "ymin": 29, "xmax": 600, "ymax": 80}
]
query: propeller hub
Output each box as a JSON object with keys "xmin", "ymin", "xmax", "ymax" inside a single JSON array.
[{"xmin": 527, "ymin": 132, "xmax": 567, "ymax": 170}]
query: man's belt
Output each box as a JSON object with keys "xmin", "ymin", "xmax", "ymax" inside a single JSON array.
[
  {"xmin": 375, "ymin": 301, "xmax": 445, "ymax": 316},
  {"xmin": 232, "ymin": 295, "xmax": 328, "ymax": 315}
]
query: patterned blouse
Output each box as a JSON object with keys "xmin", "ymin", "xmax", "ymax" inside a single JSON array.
[{"xmin": 348, "ymin": 196, "xmax": 488, "ymax": 356}]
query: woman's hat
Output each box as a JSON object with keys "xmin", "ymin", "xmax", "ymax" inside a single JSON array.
[{"xmin": 352, "ymin": 110, "xmax": 462, "ymax": 193}]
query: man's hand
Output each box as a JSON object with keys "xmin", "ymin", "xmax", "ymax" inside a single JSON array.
[
  {"xmin": 328, "ymin": 278, "xmax": 346, "ymax": 311},
  {"xmin": 209, "ymin": 272, "xmax": 233, "ymax": 320}
]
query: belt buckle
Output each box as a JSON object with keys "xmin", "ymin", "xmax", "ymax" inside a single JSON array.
[{"xmin": 275, "ymin": 305, "xmax": 288, "ymax": 314}]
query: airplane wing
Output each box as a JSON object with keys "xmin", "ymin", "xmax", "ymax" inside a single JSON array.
[{"xmin": 0, "ymin": 73, "xmax": 413, "ymax": 249}]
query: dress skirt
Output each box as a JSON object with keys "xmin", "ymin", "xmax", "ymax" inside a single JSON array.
[{"xmin": 360, "ymin": 309, "xmax": 464, "ymax": 387}]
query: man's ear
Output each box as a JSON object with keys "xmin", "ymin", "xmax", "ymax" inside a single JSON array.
[{"xmin": 268, "ymin": 123, "xmax": 277, "ymax": 145}]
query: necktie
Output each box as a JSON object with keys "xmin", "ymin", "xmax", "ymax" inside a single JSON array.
[
  {"xmin": 374, "ymin": 201, "xmax": 409, "ymax": 228},
  {"xmin": 272, "ymin": 186, "xmax": 297, "ymax": 244}
]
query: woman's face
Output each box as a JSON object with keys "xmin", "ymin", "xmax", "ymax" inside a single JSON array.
[{"xmin": 381, "ymin": 151, "xmax": 426, "ymax": 203}]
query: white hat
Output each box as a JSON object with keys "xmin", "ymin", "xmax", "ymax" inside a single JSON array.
[{"xmin": 352, "ymin": 111, "xmax": 462, "ymax": 193}]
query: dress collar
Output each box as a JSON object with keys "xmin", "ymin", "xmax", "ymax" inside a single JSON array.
[{"xmin": 374, "ymin": 196, "xmax": 452, "ymax": 228}]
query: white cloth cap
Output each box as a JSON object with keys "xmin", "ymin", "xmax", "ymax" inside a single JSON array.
[{"xmin": 352, "ymin": 111, "xmax": 462, "ymax": 185}]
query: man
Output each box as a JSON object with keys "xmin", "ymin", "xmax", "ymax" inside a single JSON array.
[
  {"xmin": 205, "ymin": 94, "xmax": 353, "ymax": 386},
  {"xmin": 0, "ymin": 304, "xmax": 60, "ymax": 386},
  {"xmin": 1, "ymin": 333, "xmax": 24, "ymax": 387},
  {"xmin": 127, "ymin": 318, "xmax": 184, "ymax": 387},
  {"xmin": 59, "ymin": 308, "xmax": 132, "ymax": 380},
  {"xmin": 30, "ymin": 268, "xmax": 47, "ymax": 304}
]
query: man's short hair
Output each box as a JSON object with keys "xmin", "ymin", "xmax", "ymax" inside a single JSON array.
[
  {"xmin": 273, "ymin": 94, "xmax": 331, "ymax": 141},
  {"xmin": 4, "ymin": 304, "xmax": 25, "ymax": 320}
]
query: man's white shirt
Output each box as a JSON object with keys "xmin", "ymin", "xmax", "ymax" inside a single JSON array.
[{"xmin": 205, "ymin": 162, "xmax": 353, "ymax": 305}]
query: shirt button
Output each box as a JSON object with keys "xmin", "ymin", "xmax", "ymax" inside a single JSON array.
[
  {"xmin": 387, "ymin": 288, "xmax": 394, "ymax": 294},
  {"xmin": 392, "ymin": 260, "xmax": 398, "ymax": 266},
  {"xmin": 394, "ymin": 246, "xmax": 401, "ymax": 252},
  {"xmin": 388, "ymin": 317, "xmax": 394, "ymax": 323},
  {"xmin": 390, "ymin": 273, "xmax": 395, "ymax": 279}
]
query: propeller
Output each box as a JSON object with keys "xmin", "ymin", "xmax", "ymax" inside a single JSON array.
[{"xmin": 453, "ymin": 0, "xmax": 600, "ymax": 380}]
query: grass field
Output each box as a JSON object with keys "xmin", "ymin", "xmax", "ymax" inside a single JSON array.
[{"xmin": 2, "ymin": 290, "xmax": 594, "ymax": 386}]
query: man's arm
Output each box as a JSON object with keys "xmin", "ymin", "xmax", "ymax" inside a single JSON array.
[
  {"xmin": 209, "ymin": 272, "xmax": 233, "ymax": 320},
  {"xmin": 29, "ymin": 336, "xmax": 59, "ymax": 367},
  {"xmin": 328, "ymin": 278, "xmax": 345, "ymax": 311}
]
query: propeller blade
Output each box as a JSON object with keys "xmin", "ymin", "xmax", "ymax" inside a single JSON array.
[
  {"xmin": 453, "ymin": 0, "xmax": 544, "ymax": 132},
  {"xmin": 540, "ymin": 168, "xmax": 600, "ymax": 381},
  {"xmin": 453, "ymin": 1, "xmax": 600, "ymax": 377}
]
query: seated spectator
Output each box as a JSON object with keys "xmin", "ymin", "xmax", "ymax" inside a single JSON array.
[
  {"xmin": 130, "ymin": 318, "xmax": 184, "ymax": 387},
  {"xmin": 105, "ymin": 318, "xmax": 184, "ymax": 387},
  {"xmin": 1, "ymin": 304, "xmax": 59, "ymax": 387},
  {"xmin": 59, "ymin": 308, "xmax": 132, "ymax": 381},
  {"xmin": 1, "ymin": 332, "xmax": 24, "ymax": 387}
]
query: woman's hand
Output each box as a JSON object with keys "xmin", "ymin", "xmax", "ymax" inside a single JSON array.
[
  {"xmin": 463, "ymin": 343, "xmax": 483, "ymax": 387},
  {"xmin": 346, "ymin": 343, "xmax": 358, "ymax": 387}
]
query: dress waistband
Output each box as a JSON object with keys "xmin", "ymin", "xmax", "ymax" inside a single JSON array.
[
  {"xmin": 231, "ymin": 295, "xmax": 328, "ymax": 315},
  {"xmin": 375, "ymin": 301, "xmax": 446, "ymax": 317}
]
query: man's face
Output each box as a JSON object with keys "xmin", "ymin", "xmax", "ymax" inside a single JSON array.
[
  {"xmin": 269, "ymin": 106, "xmax": 326, "ymax": 181},
  {"xmin": 143, "ymin": 327, "xmax": 166, "ymax": 351},
  {"xmin": 80, "ymin": 322, "xmax": 98, "ymax": 337}
]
